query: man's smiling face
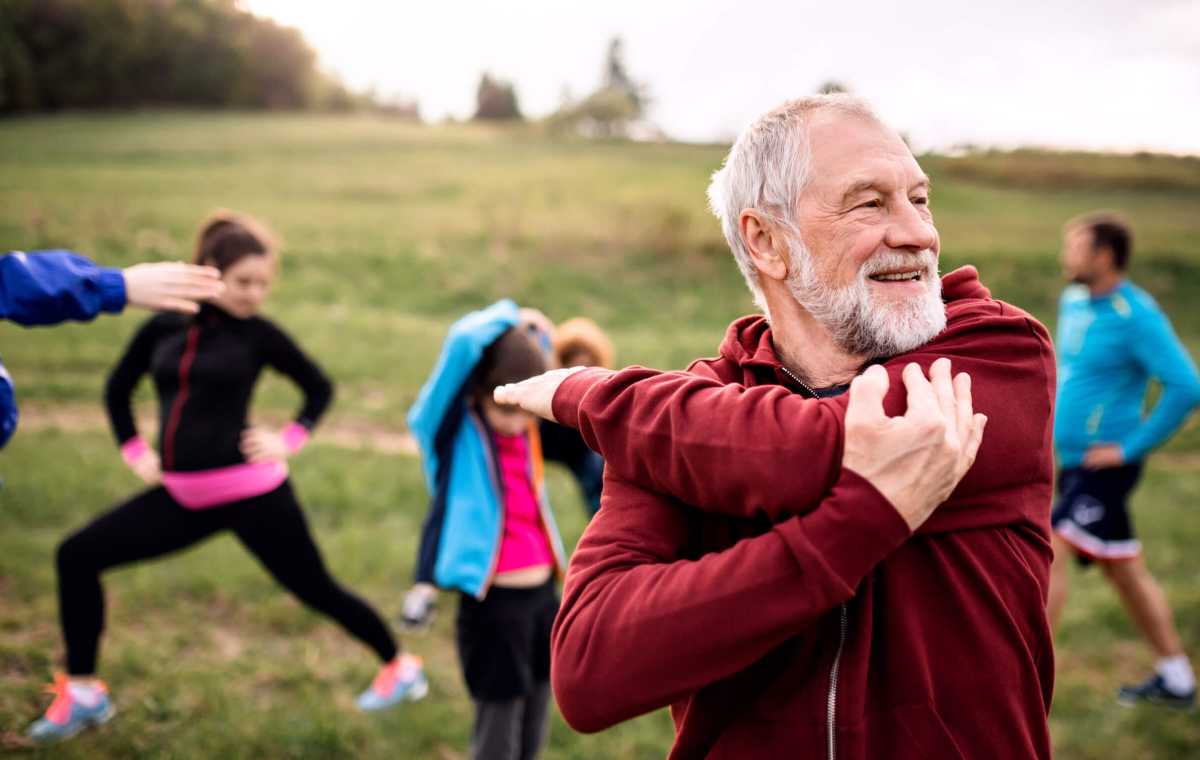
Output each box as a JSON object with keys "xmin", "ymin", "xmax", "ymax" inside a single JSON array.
[{"xmin": 786, "ymin": 111, "xmax": 947, "ymax": 357}]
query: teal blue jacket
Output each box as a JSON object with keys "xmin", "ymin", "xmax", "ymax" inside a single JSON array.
[
  {"xmin": 1054, "ymin": 280, "xmax": 1200, "ymax": 467},
  {"xmin": 407, "ymin": 300, "xmax": 566, "ymax": 598}
]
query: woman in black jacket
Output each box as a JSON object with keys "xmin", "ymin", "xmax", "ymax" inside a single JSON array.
[{"xmin": 27, "ymin": 211, "xmax": 425, "ymax": 744}]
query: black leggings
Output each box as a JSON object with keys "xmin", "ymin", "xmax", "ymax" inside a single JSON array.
[{"xmin": 56, "ymin": 480, "xmax": 398, "ymax": 675}]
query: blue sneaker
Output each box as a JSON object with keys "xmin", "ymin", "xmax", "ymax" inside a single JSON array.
[
  {"xmin": 26, "ymin": 674, "xmax": 116, "ymax": 743},
  {"xmin": 357, "ymin": 654, "xmax": 428, "ymax": 711},
  {"xmin": 1117, "ymin": 673, "xmax": 1196, "ymax": 710}
]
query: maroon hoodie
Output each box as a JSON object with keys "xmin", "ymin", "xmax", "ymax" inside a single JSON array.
[{"xmin": 550, "ymin": 267, "xmax": 1056, "ymax": 759}]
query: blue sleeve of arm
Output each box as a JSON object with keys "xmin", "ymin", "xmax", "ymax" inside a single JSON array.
[
  {"xmin": 0, "ymin": 360, "xmax": 17, "ymax": 448},
  {"xmin": 406, "ymin": 299, "xmax": 520, "ymax": 487},
  {"xmin": 1121, "ymin": 308, "xmax": 1200, "ymax": 461},
  {"xmin": 0, "ymin": 250, "xmax": 126, "ymax": 326}
]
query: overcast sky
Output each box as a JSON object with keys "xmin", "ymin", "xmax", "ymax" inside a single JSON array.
[{"xmin": 245, "ymin": 0, "xmax": 1200, "ymax": 154}]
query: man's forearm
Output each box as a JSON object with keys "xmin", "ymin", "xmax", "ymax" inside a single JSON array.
[
  {"xmin": 552, "ymin": 469, "xmax": 908, "ymax": 732},
  {"xmin": 553, "ymin": 366, "xmax": 844, "ymax": 521}
]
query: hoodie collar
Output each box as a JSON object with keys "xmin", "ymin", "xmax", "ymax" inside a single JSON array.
[{"xmin": 719, "ymin": 265, "xmax": 990, "ymax": 370}]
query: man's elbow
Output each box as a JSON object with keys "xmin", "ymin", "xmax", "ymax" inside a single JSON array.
[{"xmin": 550, "ymin": 625, "xmax": 629, "ymax": 733}]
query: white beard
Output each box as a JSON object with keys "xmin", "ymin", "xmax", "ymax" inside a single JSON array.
[{"xmin": 785, "ymin": 237, "xmax": 947, "ymax": 358}]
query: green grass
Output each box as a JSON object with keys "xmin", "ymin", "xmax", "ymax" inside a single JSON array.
[{"xmin": 0, "ymin": 112, "xmax": 1198, "ymax": 758}]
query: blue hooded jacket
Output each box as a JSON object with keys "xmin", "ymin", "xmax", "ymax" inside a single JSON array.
[
  {"xmin": 0, "ymin": 251, "xmax": 127, "ymax": 447},
  {"xmin": 407, "ymin": 299, "xmax": 566, "ymax": 598}
]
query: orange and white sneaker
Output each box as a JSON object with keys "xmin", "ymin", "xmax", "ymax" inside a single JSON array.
[
  {"xmin": 356, "ymin": 653, "xmax": 428, "ymax": 711},
  {"xmin": 26, "ymin": 674, "xmax": 115, "ymax": 743}
]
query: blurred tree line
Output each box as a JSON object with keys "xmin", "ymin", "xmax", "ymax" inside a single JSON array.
[
  {"xmin": 0, "ymin": 0, "xmax": 369, "ymax": 114},
  {"xmin": 547, "ymin": 37, "xmax": 649, "ymax": 138}
]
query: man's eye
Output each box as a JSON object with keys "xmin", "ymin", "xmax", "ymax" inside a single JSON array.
[
  {"xmin": 912, "ymin": 196, "xmax": 930, "ymax": 206},
  {"xmin": 857, "ymin": 199, "xmax": 882, "ymax": 210}
]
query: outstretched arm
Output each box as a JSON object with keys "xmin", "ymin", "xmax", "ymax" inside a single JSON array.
[
  {"xmin": 1, "ymin": 251, "xmax": 126, "ymax": 325},
  {"xmin": 1, "ymin": 251, "xmax": 222, "ymax": 325},
  {"xmin": 498, "ymin": 304, "xmax": 1052, "ymax": 524}
]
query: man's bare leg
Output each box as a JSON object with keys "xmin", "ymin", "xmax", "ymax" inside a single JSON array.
[
  {"xmin": 1100, "ymin": 555, "xmax": 1183, "ymax": 658},
  {"xmin": 1102, "ymin": 554, "xmax": 1196, "ymax": 704}
]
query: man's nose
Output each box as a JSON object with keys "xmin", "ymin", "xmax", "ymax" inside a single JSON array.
[{"xmin": 884, "ymin": 200, "xmax": 937, "ymax": 252}]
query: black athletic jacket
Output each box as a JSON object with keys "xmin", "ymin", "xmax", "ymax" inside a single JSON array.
[{"xmin": 105, "ymin": 303, "xmax": 333, "ymax": 471}]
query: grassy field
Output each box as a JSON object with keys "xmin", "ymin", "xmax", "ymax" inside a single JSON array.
[{"xmin": 1, "ymin": 112, "xmax": 1198, "ymax": 758}]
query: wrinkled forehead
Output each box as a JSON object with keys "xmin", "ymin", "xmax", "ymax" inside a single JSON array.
[{"xmin": 803, "ymin": 111, "xmax": 927, "ymax": 200}]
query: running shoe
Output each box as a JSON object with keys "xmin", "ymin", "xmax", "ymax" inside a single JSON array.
[
  {"xmin": 26, "ymin": 674, "xmax": 115, "ymax": 743},
  {"xmin": 399, "ymin": 586, "xmax": 437, "ymax": 632},
  {"xmin": 356, "ymin": 653, "xmax": 428, "ymax": 711},
  {"xmin": 1117, "ymin": 673, "xmax": 1196, "ymax": 710}
]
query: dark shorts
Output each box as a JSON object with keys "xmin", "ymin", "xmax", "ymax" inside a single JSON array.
[
  {"xmin": 456, "ymin": 579, "xmax": 559, "ymax": 701},
  {"xmin": 1051, "ymin": 464, "xmax": 1143, "ymax": 566}
]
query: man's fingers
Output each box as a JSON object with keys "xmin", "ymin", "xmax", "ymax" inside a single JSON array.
[
  {"xmin": 963, "ymin": 413, "xmax": 987, "ymax": 469},
  {"xmin": 846, "ymin": 364, "xmax": 889, "ymax": 425},
  {"xmin": 929, "ymin": 358, "xmax": 956, "ymax": 429},
  {"xmin": 493, "ymin": 367, "xmax": 585, "ymax": 422},
  {"xmin": 953, "ymin": 371, "xmax": 974, "ymax": 443},
  {"xmin": 492, "ymin": 381, "xmax": 521, "ymax": 406},
  {"xmin": 902, "ymin": 363, "xmax": 938, "ymax": 419}
]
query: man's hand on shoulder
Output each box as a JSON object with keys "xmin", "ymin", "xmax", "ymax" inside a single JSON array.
[{"xmin": 843, "ymin": 359, "xmax": 987, "ymax": 531}]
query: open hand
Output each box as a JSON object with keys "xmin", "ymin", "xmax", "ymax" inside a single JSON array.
[
  {"xmin": 494, "ymin": 366, "xmax": 589, "ymax": 422},
  {"xmin": 842, "ymin": 359, "xmax": 987, "ymax": 531},
  {"xmin": 123, "ymin": 262, "xmax": 224, "ymax": 314}
]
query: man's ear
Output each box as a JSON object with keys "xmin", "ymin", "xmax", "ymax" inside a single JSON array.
[{"xmin": 739, "ymin": 209, "xmax": 790, "ymax": 283}]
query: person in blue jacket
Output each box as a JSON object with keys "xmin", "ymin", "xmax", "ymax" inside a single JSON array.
[
  {"xmin": 0, "ymin": 250, "xmax": 223, "ymax": 448},
  {"xmin": 401, "ymin": 300, "xmax": 567, "ymax": 760},
  {"xmin": 1047, "ymin": 212, "xmax": 1200, "ymax": 709}
]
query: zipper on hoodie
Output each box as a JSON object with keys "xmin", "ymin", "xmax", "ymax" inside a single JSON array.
[
  {"xmin": 162, "ymin": 325, "xmax": 200, "ymax": 471},
  {"xmin": 827, "ymin": 602, "xmax": 848, "ymax": 760}
]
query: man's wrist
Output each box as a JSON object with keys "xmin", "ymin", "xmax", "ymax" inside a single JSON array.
[{"xmin": 551, "ymin": 367, "xmax": 612, "ymax": 428}]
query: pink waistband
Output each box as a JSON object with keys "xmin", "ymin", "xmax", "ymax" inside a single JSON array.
[{"xmin": 162, "ymin": 461, "xmax": 288, "ymax": 509}]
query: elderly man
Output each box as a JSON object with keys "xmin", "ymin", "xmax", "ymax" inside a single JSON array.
[{"xmin": 498, "ymin": 95, "xmax": 1056, "ymax": 759}]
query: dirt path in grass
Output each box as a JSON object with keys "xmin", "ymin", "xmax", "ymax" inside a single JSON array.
[{"xmin": 15, "ymin": 401, "xmax": 418, "ymax": 456}]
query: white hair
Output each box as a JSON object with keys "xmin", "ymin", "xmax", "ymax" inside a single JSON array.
[{"xmin": 706, "ymin": 94, "xmax": 882, "ymax": 312}]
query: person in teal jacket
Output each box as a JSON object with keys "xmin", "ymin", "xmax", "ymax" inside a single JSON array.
[
  {"xmin": 402, "ymin": 299, "xmax": 567, "ymax": 760},
  {"xmin": 1048, "ymin": 212, "xmax": 1200, "ymax": 709}
]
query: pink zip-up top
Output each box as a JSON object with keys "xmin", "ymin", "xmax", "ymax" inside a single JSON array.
[{"xmin": 492, "ymin": 431, "xmax": 554, "ymax": 573}]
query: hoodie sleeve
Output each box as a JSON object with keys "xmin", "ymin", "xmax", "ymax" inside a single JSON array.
[
  {"xmin": 552, "ymin": 302, "xmax": 1055, "ymax": 526},
  {"xmin": 0, "ymin": 251, "xmax": 126, "ymax": 325},
  {"xmin": 552, "ymin": 467, "xmax": 909, "ymax": 732}
]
